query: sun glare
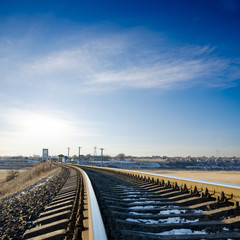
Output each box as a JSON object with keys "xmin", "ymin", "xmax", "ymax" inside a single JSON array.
[{"xmin": 23, "ymin": 114, "xmax": 69, "ymax": 140}]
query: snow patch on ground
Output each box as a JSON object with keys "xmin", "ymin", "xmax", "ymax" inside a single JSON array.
[
  {"xmin": 126, "ymin": 217, "xmax": 199, "ymax": 224},
  {"xmin": 129, "ymin": 205, "xmax": 156, "ymax": 210},
  {"xmin": 160, "ymin": 205, "xmax": 179, "ymax": 208},
  {"xmin": 152, "ymin": 228, "xmax": 207, "ymax": 235},
  {"xmin": 129, "ymin": 212, "xmax": 152, "ymax": 216},
  {"xmin": 159, "ymin": 217, "xmax": 199, "ymax": 224},
  {"xmin": 32, "ymin": 182, "xmax": 45, "ymax": 189},
  {"xmin": 125, "ymin": 191, "xmax": 141, "ymax": 194},
  {"xmin": 115, "ymin": 185, "xmax": 128, "ymax": 188},
  {"xmin": 20, "ymin": 175, "xmax": 53, "ymax": 195},
  {"xmin": 123, "ymin": 197, "xmax": 148, "ymax": 201},
  {"xmin": 193, "ymin": 209, "xmax": 203, "ymax": 213},
  {"xmin": 126, "ymin": 218, "xmax": 158, "ymax": 224},
  {"xmin": 129, "ymin": 200, "xmax": 156, "ymax": 204},
  {"xmin": 159, "ymin": 209, "xmax": 186, "ymax": 214}
]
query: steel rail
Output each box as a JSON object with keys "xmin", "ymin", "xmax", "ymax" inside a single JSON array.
[
  {"xmin": 67, "ymin": 165, "xmax": 107, "ymax": 240},
  {"xmin": 78, "ymin": 165, "xmax": 240, "ymax": 207}
]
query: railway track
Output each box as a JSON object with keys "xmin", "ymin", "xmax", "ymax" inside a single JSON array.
[
  {"xmin": 23, "ymin": 165, "xmax": 106, "ymax": 240},
  {"xmin": 82, "ymin": 166, "xmax": 240, "ymax": 240},
  {"xmin": 22, "ymin": 165, "xmax": 240, "ymax": 239}
]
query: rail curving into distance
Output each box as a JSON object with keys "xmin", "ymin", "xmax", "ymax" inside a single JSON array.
[
  {"xmin": 76, "ymin": 167, "xmax": 107, "ymax": 240},
  {"xmin": 23, "ymin": 163, "xmax": 240, "ymax": 239},
  {"xmin": 78, "ymin": 165, "xmax": 240, "ymax": 239},
  {"xmin": 23, "ymin": 164, "xmax": 107, "ymax": 240}
]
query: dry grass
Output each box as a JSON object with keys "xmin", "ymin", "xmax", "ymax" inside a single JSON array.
[
  {"xmin": 142, "ymin": 170, "xmax": 240, "ymax": 185},
  {"xmin": 0, "ymin": 162, "xmax": 60, "ymax": 199},
  {"xmin": 0, "ymin": 170, "xmax": 23, "ymax": 183}
]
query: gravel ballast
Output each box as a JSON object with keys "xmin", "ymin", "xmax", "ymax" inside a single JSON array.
[{"xmin": 0, "ymin": 166, "xmax": 70, "ymax": 240}]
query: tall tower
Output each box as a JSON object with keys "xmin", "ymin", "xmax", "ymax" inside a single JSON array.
[
  {"xmin": 67, "ymin": 147, "xmax": 70, "ymax": 158},
  {"xmin": 42, "ymin": 149, "xmax": 48, "ymax": 161},
  {"xmin": 78, "ymin": 147, "xmax": 81, "ymax": 163},
  {"xmin": 100, "ymin": 148, "xmax": 104, "ymax": 167},
  {"xmin": 93, "ymin": 146, "xmax": 97, "ymax": 161}
]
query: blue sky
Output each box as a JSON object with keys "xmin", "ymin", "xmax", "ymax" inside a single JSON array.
[{"xmin": 0, "ymin": 0, "xmax": 240, "ymax": 157}]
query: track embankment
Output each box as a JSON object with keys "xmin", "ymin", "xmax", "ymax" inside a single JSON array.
[{"xmin": 0, "ymin": 166, "xmax": 69, "ymax": 240}]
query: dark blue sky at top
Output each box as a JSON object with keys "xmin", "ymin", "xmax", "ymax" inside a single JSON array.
[
  {"xmin": 1, "ymin": 0, "xmax": 240, "ymax": 113},
  {"xmin": 0, "ymin": 0, "xmax": 240, "ymax": 156},
  {"xmin": 1, "ymin": 0, "xmax": 240, "ymax": 56},
  {"xmin": 1, "ymin": 0, "xmax": 240, "ymax": 100}
]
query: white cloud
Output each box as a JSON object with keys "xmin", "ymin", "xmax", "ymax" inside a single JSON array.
[
  {"xmin": 0, "ymin": 28, "xmax": 240, "ymax": 94},
  {"xmin": 90, "ymin": 59, "xmax": 218, "ymax": 89}
]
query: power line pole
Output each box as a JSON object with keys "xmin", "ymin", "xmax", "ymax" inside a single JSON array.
[
  {"xmin": 67, "ymin": 147, "xmax": 70, "ymax": 158},
  {"xmin": 78, "ymin": 147, "xmax": 81, "ymax": 163},
  {"xmin": 93, "ymin": 146, "xmax": 97, "ymax": 162},
  {"xmin": 100, "ymin": 148, "xmax": 104, "ymax": 167}
]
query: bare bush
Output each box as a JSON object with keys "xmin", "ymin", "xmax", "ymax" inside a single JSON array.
[{"xmin": 6, "ymin": 171, "xmax": 19, "ymax": 182}]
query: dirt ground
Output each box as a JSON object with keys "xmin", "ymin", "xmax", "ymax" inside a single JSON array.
[{"xmin": 142, "ymin": 170, "xmax": 240, "ymax": 185}]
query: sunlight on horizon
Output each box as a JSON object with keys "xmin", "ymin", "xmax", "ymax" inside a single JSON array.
[{"xmin": 23, "ymin": 114, "xmax": 69, "ymax": 139}]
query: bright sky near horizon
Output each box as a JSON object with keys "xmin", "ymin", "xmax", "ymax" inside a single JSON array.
[{"xmin": 0, "ymin": 0, "xmax": 240, "ymax": 157}]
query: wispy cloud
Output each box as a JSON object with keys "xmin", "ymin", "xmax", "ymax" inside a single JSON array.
[{"xmin": 1, "ymin": 27, "xmax": 240, "ymax": 94}]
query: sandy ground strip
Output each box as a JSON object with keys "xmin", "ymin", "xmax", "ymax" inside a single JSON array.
[{"xmin": 142, "ymin": 170, "xmax": 240, "ymax": 186}]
